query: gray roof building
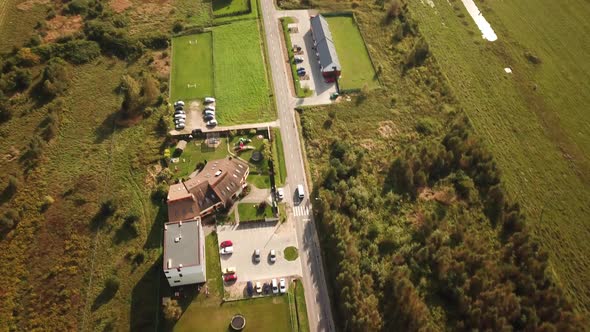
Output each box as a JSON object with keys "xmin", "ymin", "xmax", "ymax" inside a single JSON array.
[
  {"xmin": 164, "ymin": 219, "xmax": 201, "ymax": 269},
  {"xmin": 310, "ymin": 15, "xmax": 341, "ymax": 73}
]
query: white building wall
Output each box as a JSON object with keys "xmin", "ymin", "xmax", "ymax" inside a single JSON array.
[{"xmin": 165, "ymin": 264, "xmax": 205, "ymax": 287}]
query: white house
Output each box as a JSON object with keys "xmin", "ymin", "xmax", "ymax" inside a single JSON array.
[{"xmin": 163, "ymin": 219, "xmax": 206, "ymax": 287}]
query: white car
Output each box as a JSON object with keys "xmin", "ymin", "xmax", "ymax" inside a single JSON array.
[
  {"xmin": 279, "ymin": 278, "xmax": 287, "ymax": 294},
  {"xmin": 276, "ymin": 188, "xmax": 284, "ymax": 200},
  {"xmin": 204, "ymin": 97, "xmax": 216, "ymax": 103},
  {"xmin": 174, "ymin": 100, "xmax": 185, "ymax": 107},
  {"xmin": 253, "ymin": 249, "xmax": 261, "ymax": 262},
  {"xmin": 204, "ymin": 110, "xmax": 215, "ymax": 116},
  {"xmin": 220, "ymin": 246, "xmax": 234, "ymax": 255},
  {"xmin": 205, "ymin": 105, "xmax": 216, "ymax": 111},
  {"xmin": 255, "ymin": 281, "xmax": 262, "ymax": 294},
  {"xmin": 272, "ymin": 278, "xmax": 279, "ymax": 294},
  {"xmin": 206, "ymin": 119, "xmax": 218, "ymax": 127},
  {"xmin": 269, "ymin": 249, "xmax": 276, "ymax": 263},
  {"xmin": 174, "ymin": 114, "xmax": 186, "ymax": 119}
]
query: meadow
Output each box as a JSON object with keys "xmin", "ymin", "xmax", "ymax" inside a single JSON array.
[
  {"xmin": 213, "ymin": 20, "xmax": 273, "ymax": 125},
  {"xmin": 406, "ymin": 0, "xmax": 590, "ymax": 314},
  {"xmin": 325, "ymin": 15, "xmax": 379, "ymax": 90},
  {"xmin": 0, "ymin": 0, "xmax": 48, "ymax": 51},
  {"xmin": 170, "ymin": 33, "xmax": 214, "ymax": 101},
  {"xmin": 213, "ymin": 0, "xmax": 250, "ymax": 17}
]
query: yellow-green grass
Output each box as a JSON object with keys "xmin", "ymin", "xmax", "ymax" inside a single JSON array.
[
  {"xmin": 213, "ymin": 20, "xmax": 273, "ymax": 125},
  {"xmin": 213, "ymin": 0, "xmax": 250, "ymax": 16},
  {"xmin": 406, "ymin": 0, "xmax": 590, "ymax": 315},
  {"xmin": 170, "ymin": 33, "xmax": 214, "ymax": 102},
  {"xmin": 172, "ymin": 138, "xmax": 230, "ymax": 180},
  {"xmin": 124, "ymin": 0, "xmax": 212, "ymax": 35},
  {"xmin": 272, "ymin": 128, "xmax": 287, "ymax": 186},
  {"xmin": 237, "ymin": 203, "xmax": 274, "ymax": 222},
  {"xmin": 284, "ymin": 246, "xmax": 298, "ymax": 261},
  {"xmin": 205, "ymin": 232, "xmax": 224, "ymax": 299},
  {"xmin": 213, "ymin": 0, "xmax": 259, "ymax": 24},
  {"xmin": 294, "ymin": 281, "xmax": 309, "ymax": 332},
  {"xmin": 0, "ymin": 0, "xmax": 48, "ymax": 52},
  {"xmin": 325, "ymin": 15, "xmax": 379, "ymax": 90}
]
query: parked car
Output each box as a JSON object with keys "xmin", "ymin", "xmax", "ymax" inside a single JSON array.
[
  {"xmin": 272, "ymin": 279, "xmax": 279, "ymax": 294},
  {"xmin": 174, "ymin": 110, "xmax": 185, "ymax": 115},
  {"xmin": 220, "ymin": 246, "xmax": 234, "ymax": 255},
  {"xmin": 269, "ymin": 249, "xmax": 276, "ymax": 263},
  {"xmin": 174, "ymin": 105, "xmax": 184, "ymax": 111},
  {"xmin": 174, "ymin": 101, "xmax": 185, "ymax": 107},
  {"xmin": 204, "ymin": 97, "xmax": 216, "ymax": 103},
  {"xmin": 224, "ymin": 274, "xmax": 237, "ymax": 282},
  {"xmin": 279, "ymin": 278, "xmax": 287, "ymax": 294},
  {"xmin": 204, "ymin": 110, "xmax": 215, "ymax": 117},
  {"xmin": 174, "ymin": 114, "xmax": 186, "ymax": 119},
  {"xmin": 175, "ymin": 124, "xmax": 185, "ymax": 130},
  {"xmin": 206, "ymin": 119, "xmax": 218, "ymax": 127},
  {"xmin": 220, "ymin": 240, "xmax": 233, "ymax": 248},
  {"xmin": 293, "ymin": 56, "xmax": 304, "ymax": 64},
  {"xmin": 255, "ymin": 282, "xmax": 263, "ymax": 294},
  {"xmin": 223, "ymin": 266, "xmax": 236, "ymax": 274},
  {"xmin": 247, "ymin": 281, "xmax": 254, "ymax": 296},
  {"xmin": 263, "ymin": 283, "xmax": 270, "ymax": 294},
  {"xmin": 276, "ymin": 188, "xmax": 284, "ymax": 200},
  {"xmin": 253, "ymin": 249, "xmax": 261, "ymax": 262},
  {"xmin": 205, "ymin": 105, "xmax": 216, "ymax": 111},
  {"xmin": 204, "ymin": 114, "xmax": 215, "ymax": 121},
  {"xmin": 297, "ymin": 70, "xmax": 306, "ymax": 77}
]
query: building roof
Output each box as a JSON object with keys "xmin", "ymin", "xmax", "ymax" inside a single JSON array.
[
  {"xmin": 163, "ymin": 219, "xmax": 201, "ymax": 269},
  {"xmin": 176, "ymin": 140, "xmax": 187, "ymax": 150},
  {"xmin": 310, "ymin": 15, "xmax": 341, "ymax": 72}
]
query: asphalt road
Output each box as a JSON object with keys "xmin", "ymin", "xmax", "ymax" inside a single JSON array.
[{"xmin": 259, "ymin": 1, "xmax": 335, "ymax": 331}]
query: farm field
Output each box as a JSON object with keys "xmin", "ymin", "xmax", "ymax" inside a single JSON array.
[
  {"xmin": 325, "ymin": 15, "xmax": 379, "ymax": 90},
  {"xmin": 213, "ymin": 20, "xmax": 273, "ymax": 125},
  {"xmin": 213, "ymin": 0, "xmax": 250, "ymax": 17},
  {"xmin": 407, "ymin": 0, "xmax": 590, "ymax": 315},
  {"xmin": 170, "ymin": 33, "xmax": 214, "ymax": 102}
]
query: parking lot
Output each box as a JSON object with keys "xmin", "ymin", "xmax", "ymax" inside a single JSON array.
[{"xmin": 217, "ymin": 219, "xmax": 301, "ymax": 290}]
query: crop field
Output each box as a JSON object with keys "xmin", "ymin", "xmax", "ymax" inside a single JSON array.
[
  {"xmin": 406, "ymin": 0, "xmax": 590, "ymax": 315},
  {"xmin": 213, "ymin": 0, "xmax": 250, "ymax": 16},
  {"xmin": 213, "ymin": 20, "xmax": 273, "ymax": 125},
  {"xmin": 170, "ymin": 33, "xmax": 214, "ymax": 102},
  {"xmin": 325, "ymin": 15, "xmax": 379, "ymax": 90}
]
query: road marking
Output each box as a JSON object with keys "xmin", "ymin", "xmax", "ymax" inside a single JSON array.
[{"xmin": 293, "ymin": 206, "xmax": 309, "ymax": 217}]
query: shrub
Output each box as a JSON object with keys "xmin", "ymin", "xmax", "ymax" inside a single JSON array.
[
  {"xmin": 5, "ymin": 175, "xmax": 19, "ymax": 196},
  {"xmin": 99, "ymin": 199, "xmax": 117, "ymax": 217},
  {"xmin": 141, "ymin": 33, "xmax": 169, "ymax": 50},
  {"xmin": 415, "ymin": 118, "xmax": 438, "ymax": 135},
  {"xmin": 162, "ymin": 299, "xmax": 182, "ymax": 321},
  {"xmin": 41, "ymin": 195, "xmax": 55, "ymax": 211},
  {"xmin": 524, "ymin": 51, "xmax": 541, "ymax": 64},
  {"xmin": 104, "ymin": 276, "xmax": 120, "ymax": 294},
  {"xmin": 172, "ymin": 21, "xmax": 184, "ymax": 33},
  {"xmin": 0, "ymin": 101, "xmax": 12, "ymax": 123},
  {"xmin": 0, "ymin": 209, "xmax": 19, "ymax": 233},
  {"xmin": 63, "ymin": 0, "xmax": 89, "ymax": 15},
  {"xmin": 16, "ymin": 48, "xmax": 40, "ymax": 66},
  {"xmin": 41, "ymin": 57, "xmax": 71, "ymax": 97},
  {"xmin": 13, "ymin": 68, "xmax": 32, "ymax": 90}
]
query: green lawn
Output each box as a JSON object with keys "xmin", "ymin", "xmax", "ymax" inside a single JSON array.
[
  {"xmin": 281, "ymin": 17, "xmax": 313, "ymax": 97},
  {"xmin": 325, "ymin": 15, "xmax": 379, "ymax": 90},
  {"xmin": 213, "ymin": 20, "xmax": 273, "ymax": 125},
  {"xmin": 272, "ymin": 129, "xmax": 287, "ymax": 186},
  {"xmin": 212, "ymin": 0, "xmax": 250, "ymax": 17},
  {"xmin": 205, "ymin": 232, "xmax": 223, "ymax": 299},
  {"xmin": 237, "ymin": 203, "xmax": 274, "ymax": 222},
  {"xmin": 170, "ymin": 33, "xmax": 214, "ymax": 102},
  {"xmin": 294, "ymin": 281, "xmax": 309, "ymax": 332},
  {"xmin": 175, "ymin": 296, "xmax": 291, "ymax": 332},
  {"xmin": 172, "ymin": 139, "xmax": 229, "ymax": 180},
  {"xmin": 284, "ymin": 246, "xmax": 298, "ymax": 261},
  {"xmin": 406, "ymin": 0, "xmax": 590, "ymax": 314}
]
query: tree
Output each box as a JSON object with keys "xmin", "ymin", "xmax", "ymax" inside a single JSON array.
[
  {"xmin": 13, "ymin": 68, "xmax": 32, "ymax": 90},
  {"xmin": 141, "ymin": 75, "xmax": 160, "ymax": 106},
  {"xmin": 120, "ymin": 74, "xmax": 141, "ymax": 116},
  {"xmin": 16, "ymin": 47, "xmax": 40, "ymax": 66},
  {"xmin": 162, "ymin": 299, "xmax": 182, "ymax": 321},
  {"xmin": 41, "ymin": 57, "xmax": 71, "ymax": 97}
]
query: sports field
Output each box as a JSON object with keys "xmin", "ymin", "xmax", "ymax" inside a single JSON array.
[
  {"xmin": 407, "ymin": 0, "xmax": 590, "ymax": 314},
  {"xmin": 213, "ymin": 20, "xmax": 273, "ymax": 124},
  {"xmin": 325, "ymin": 15, "xmax": 379, "ymax": 90},
  {"xmin": 170, "ymin": 33, "xmax": 214, "ymax": 101}
]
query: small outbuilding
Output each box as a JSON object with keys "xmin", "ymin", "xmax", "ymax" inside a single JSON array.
[{"xmin": 176, "ymin": 140, "xmax": 187, "ymax": 152}]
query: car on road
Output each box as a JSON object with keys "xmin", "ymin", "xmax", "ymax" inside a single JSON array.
[
  {"xmin": 293, "ymin": 56, "xmax": 304, "ymax": 64},
  {"xmin": 220, "ymin": 246, "xmax": 234, "ymax": 255},
  {"xmin": 220, "ymin": 240, "xmax": 233, "ymax": 248},
  {"xmin": 269, "ymin": 249, "xmax": 276, "ymax": 263},
  {"xmin": 246, "ymin": 281, "xmax": 253, "ymax": 296},
  {"xmin": 223, "ymin": 266, "xmax": 236, "ymax": 274},
  {"xmin": 276, "ymin": 188, "xmax": 284, "ymax": 200},
  {"xmin": 253, "ymin": 249, "xmax": 261, "ymax": 263},
  {"xmin": 297, "ymin": 184, "xmax": 305, "ymax": 199},
  {"xmin": 224, "ymin": 274, "xmax": 237, "ymax": 282},
  {"xmin": 279, "ymin": 278, "xmax": 287, "ymax": 294},
  {"xmin": 255, "ymin": 281, "xmax": 262, "ymax": 294},
  {"xmin": 206, "ymin": 119, "xmax": 218, "ymax": 127},
  {"xmin": 204, "ymin": 97, "xmax": 216, "ymax": 103},
  {"xmin": 272, "ymin": 278, "xmax": 279, "ymax": 294}
]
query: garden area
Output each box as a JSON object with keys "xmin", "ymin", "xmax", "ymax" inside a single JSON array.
[
  {"xmin": 325, "ymin": 15, "xmax": 379, "ymax": 90},
  {"xmin": 237, "ymin": 202, "xmax": 274, "ymax": 222},
  {"xmin": 170, "ymin": 33, "xmax": 214, "ymax": 101},
  {"xmin": 212, "ymin": 20, "xmax": 273, "ymax": 125},
  {"xmin": 169, "ymin": 138, "xmax": 229, "ymax": 180}
]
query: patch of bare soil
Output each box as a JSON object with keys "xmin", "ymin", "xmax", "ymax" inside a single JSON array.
[
  {"xmin": 17, "ymin": 0, "xmax": 49, "ymax": 11},
  {"xmin": 44, "ymin": 15, "xmax": 83, "ymax": 43},
  {"xmin": 151, "ymin": 51, "xmax": 170, "ymax": 78},
  {"xmin": 109, "ymin": 0, "xmax": 133, "ymax": 13},
  {"xmin": 377, "ymin": 120, "xmax": 399, "ymax": 139},
  {"xmin": 359, "ymin": 139, "xmax": 377, "ymax": 151},
  {"xmin": 133, "ymin": 1, "xmax": 172, "ymax": 16},
  {"xmin": 418, "ymin": 187, "xmax": 455, "ymax": 205}
]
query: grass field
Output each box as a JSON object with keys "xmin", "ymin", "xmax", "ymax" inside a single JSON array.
[
  {"xmin": 172, "ymin": 138, "xmax": 229, "ymax": 180},
  {"xmin": 406, "ymin": 0, "xmax": 590, "ymax": 315},
  {"xmin": 213, "ymin": 0, "xmax": 250, "ymax": 16},
  {"xmin": 171, "ymin": 33, "xmax": 214, "ymax": 102},
  {"xmin": 237, "ymin": 203, "xmax": 274, "ymax": 222},
  {"xmin": 213, "ymin": 20, "xmax": 273, "ymax": 125},
  {"xmin": 0, "ymin": 0, "xmax": 48, "ymax": 51},
  {"xmin": 325, "ymin": 15, "xmax": 379, "ymax": 90}
]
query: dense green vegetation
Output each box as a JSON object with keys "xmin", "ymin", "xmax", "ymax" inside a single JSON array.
[
  {"xmin": 300, "ymin": 0, "xmax": 587, "ymax": 330},
  {"xmin": 405, "ymin": 0, "xmax": 590, "ymax": 314},
  {"xmin": 213, "ymin": 0, "xmax": 251, "ymax": 17},
  {"xmin": 325, "ymin": 15, "xmax": 379, "ymax": 90},
  {"xmin": 170, "ymin": 33, "xmax": 214, "ymax": 101},
  {"xmin": 212, "ymin": 20, "xmax": 272, "ymax": 125}
]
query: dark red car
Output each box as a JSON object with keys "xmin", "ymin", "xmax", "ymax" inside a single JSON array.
[
  {"xmin": 220, "ymin": 240, "xmax": 233, "ymax": 248},
  {"xmin": 224, "ymin": 274, "xmax": 237, "ymax": 282}
]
